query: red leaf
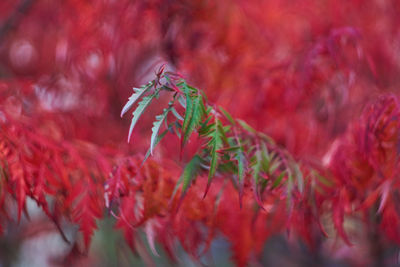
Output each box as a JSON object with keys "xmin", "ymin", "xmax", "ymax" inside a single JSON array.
[
  {"xmin": 115, "ymin": 194, "xmax": 137, "ymax": 251},
  {"xmin": 71, "ymin": 184, "xmax": 103, "ymax": 250},
  {"xmin": 333, "ymin": 190, "xmax": 352, "ymax": 246}
]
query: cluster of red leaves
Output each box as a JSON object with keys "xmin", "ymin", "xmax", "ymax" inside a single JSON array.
[
  {"xmin": 1, "ymin": 0, "xmax": 400, "ymax": 266},
  {"xmin": 0, "ymin": 79, "xmax": 330, "ymax": 265},
  {"xmin": 0, "ymin": 82, "xmax": 111, "ymax": 247},
  {"xmin": 329, "ymin": 95, "xmax": 400, "ymax": 245}
]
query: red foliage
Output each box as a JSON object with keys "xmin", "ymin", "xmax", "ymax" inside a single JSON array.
[{"xmin": 1, "ymin": 0, "xmax": 400, "ymax": 266}]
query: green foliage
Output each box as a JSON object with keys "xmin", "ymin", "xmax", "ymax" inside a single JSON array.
[
  {"xmin": 142, "ymin": 130, "xmax": 168, "ymax": 166},
  {"xmin": 121, "ymin": 71, "xmax": 311, "ymax": 207},
  {"xmin": 171, "ymin": 155, "xmax": 203, "ymax": 201},
  {"xmin": 121, "ymin": 83, "xmax": 153, "ymax": 118},
  {"xmin": 203, "ymin": 117, "xmax": 223, "ymax": 197},
  {"xmin": 235, "ymin": 148, "xmax": 245, "ymax": 206},
  {"xmin": 127, "ymin": 92, "xmax": 158, "ymax": 143},
  {"xmin": 150, "ymin": 107, "xmax": 171, "ymax": 155},
  {"xmin": 180, "ymin": 84, "xmax": 206, "ymax": 148},
  {"xmin": 251, "ymin": 149, "xmax": 263, "ymax": 207}
]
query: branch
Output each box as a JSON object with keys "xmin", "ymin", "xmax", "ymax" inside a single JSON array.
[{"xmin": 121, "ymin": 68, "xmax": 329, "ymax": 209}]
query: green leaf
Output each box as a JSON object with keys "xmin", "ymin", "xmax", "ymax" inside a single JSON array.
[
  {"xmin": 218, "ymin": 161, "xmax": 237, "ymax": 173},
  {"xmin": 260, "ymin": 144, "xmax": 270, "ymax": 173},
  {"xmin": 181, "ymin": 94, "xmax": 205, "ymax": 148},
  {"xmin": 142, "ymin": 130, "xmax": 168, "ymax": 166},
  {"xmin": 150, "ymin": 108, "xmax": 170, "ymax": 154},
  {"xmin": 219, "ymin": 106, "xmax": 236, "ymax": 125},
  {"xmin": 198, "ymin": 122, "xmax": 214, "ymax": 136},
  {"xmin": 173, "ymin": 121, "xmax": 182, "ymax": 138},
  {"xmin": 293, "ymin": 163, "xmax": 304, "ymax": 193},
  {"xmin": 252, "ymin": 150, "xmax": 264, "ymax": 209},
  {"xmin": 171, "ymin": 107, "xmax": 183, "ymax": 121},
  {"xmin": 127, "ymin": 93, "xmax": 158, "ymax": 142},
  {"xmin": 204, "ymin": 117, "xmax": 223, "ymax": 198},
  {"xmin": 183, "ymin": 95, "xmax": 205, "ymax": 144},
  {"xmin": 272, "ymin": 171, "xmax": 285, "ymax": 188},
  {"xmin": 178, "ymin": 95, "xmax": 186, "ymax": 108},
  {"xmin": 235, "ymin": 148, "xmax": 245, "ymax": 207},
  {"xmin": 252, "ymin": 150, "xmax": 262, "ymax": 186},
  {"xmin": 121, "ymin": 83, "xmax": 152, "ymax": 118},
  {"xmin": 315, "ymin": 172, "xmax": 333, "ymax": 187},
  {"xmin": 269, "ymin": 159, "xmax": 281, "ymax": 174},
  {"xmin": 222, "ymin": 125, "xmax": 232, "ymax": 133},
  {"xmin": 258, "ymin": 133, "xmax": 275, "ymax": 143},
  {"xmin": 237, "ymin": 119, "xmax": 257, "ymax": 134},
  {"xmin": 217, "ymin": 121, "xmax": 229, "ymax": 145},
  {"xmin": 181, "ymin": 155, "xmax": 202, "ymax": 194},
  {"xmin": 170, "ymin": 155, "xmax": 202, "ymax": 210},
  {"xmin": 170, "ymin": 175, "xmax": 184, "ymax": 202},
  {"xmin": 286, "ymin": 172, "xmax": 294, "ymax": 208},
  {"xmin": 237, "ymin": 151, "xmax": 245, "ymax": 185},
  {"xmin": 181, "ymin": 92, "xmax": 194, "ymax": 141},
  {"xmin": 219, "ymin": 146, "xmax": 241, "ymax": 153}
]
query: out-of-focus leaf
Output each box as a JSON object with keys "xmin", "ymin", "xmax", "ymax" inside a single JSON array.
[
  {"xmin": 235, "ymin": 148, "xmax": 245, "ymax": 207},
  {"xmin": 333, "ymin": 190, "xmax": 352, "ymax": 246},
  {"xmin": 252, "ymin": 150, "xmax": 264, "ymax": 209},
  {"xmin": 272, "ymin": 171, "xmax": 286, "ymax": 188},
  {"xmin": 172, "ymin": 155, "xmax": 202, "ymax": 210},
  {"xmin": 219, "ymin": 106, "xmax": 236, "ymax": 125},
  {"xmin": 293, "ymin": 163, "xmax": 304, "ymax": 193},
  {"xmin": 237, "ymin": 119, "xmax": 256, "ymax": 134}
]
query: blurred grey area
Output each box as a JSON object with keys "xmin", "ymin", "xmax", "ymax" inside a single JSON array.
[{"xmin": 0, "ymin": 200, "xmax": 352, "ymax": 267}]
